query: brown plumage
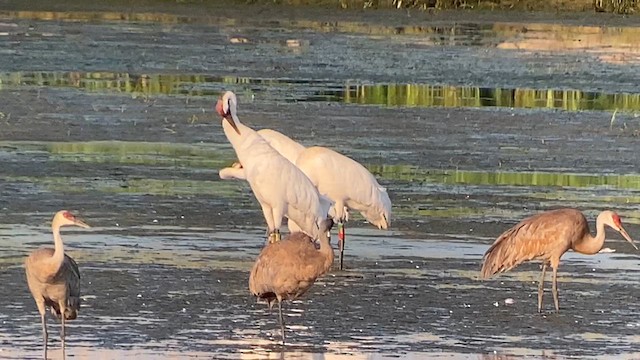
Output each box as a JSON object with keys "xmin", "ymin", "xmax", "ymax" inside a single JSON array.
[
  {"xmin": 481, "ymin": 208, "xmax": 637, "ymax": 313},
  {"xmin": 25, "ymin": 210, "xmax": 90, "ymax": 360},
  {"xmin": 249, "ymin": 219, "xmax": 334, "ymax": 345}
]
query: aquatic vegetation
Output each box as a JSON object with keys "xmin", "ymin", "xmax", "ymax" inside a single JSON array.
[{"xmin": 369, "ymin": 164, "xmax": 640, "ymax": 190}]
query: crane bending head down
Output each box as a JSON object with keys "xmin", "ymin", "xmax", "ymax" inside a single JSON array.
[
  {"xmin": 362, "ymin": 185, "xmax": 391, "ymax": 230},
  {"xmin": 215, "ymin": 91, "xmax": 241, "ymax": 135}
]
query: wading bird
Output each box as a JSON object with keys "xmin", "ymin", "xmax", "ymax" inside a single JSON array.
[
  {"xmin": 219, "ymin": 129, "xmax": 317, "ymax": 234},
  {"xmin": 217, "ymin": 117, "xmax": 391, "ymax": 269},
  {"xmin": 219, "ymin": 128, "xmax": 305, "ymax": 179},
  {"xmin": 256, "ymin": 128, "xmax": 305, "ymax": 165},
  {"xmin": 219, "ymin": 127, "xmax": 304, "ymax": 180},
  {"xmin": 296, "ymin": 146, "xmax": 391, "ymax": 270},
  {"xmin": 249, "ymin": 219, "xmax": 334, "ymax": 345},
  {"xmin": 219, "ymin": 161, "xmax": 335, "ymax": 235},
  {"xmin": 25, "ymin": 210, "xmax": 90, "ymax": 360},
  {"xmin": 216, "ymin": 91, "xmax": 329, "ymax": 243},
  {"xmin": 481, "ymin": 208, "xmax": 637, "ymax": 313}
]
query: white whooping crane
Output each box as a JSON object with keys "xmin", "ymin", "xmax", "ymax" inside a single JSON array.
[
  {"xmin": 215, "ymin": 91, "xmax": 330, "ymax": 243},
  {"xmin": 296, "ymin": 146, "xmax": 392, "ymax": 269}
]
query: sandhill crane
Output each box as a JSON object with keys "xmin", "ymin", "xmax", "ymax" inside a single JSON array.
[
  {"xmin": 481, "ymin": 208, "xmax": 637, "ymax": 313},
  {"xmin": 249, "ymin": 219, "xmax": 334, "ymax": 345},
  {"xmin": 215, "ymin": 91, "xmax": 329, "ymax": 243},
  {"xmin": 295, "ymin": 146, "xmax": 391, "ymax": 270},
  {"xmin": 25, "ymin": 210, "xmax": 90, "ymax": 359}
]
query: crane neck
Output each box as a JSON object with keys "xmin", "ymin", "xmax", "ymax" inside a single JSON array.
[
  {"xmin": 222, "ymin": 119, "xmax": 275, "ymax": 168},
  {"xmin": 317, "ymin": 230, "xmax": 335, "ymax": 274},
  {"xmin": 223, "ymin": 120, "xmax": 251, "ymax": 155},
  {"xmin": 222, "ymin": 116, "xmax": 247, "ymax": 145},
  {"xmin": 47, "ymin": 222, "xmax": 66, "ymax": 272},
  {"xmin": 572, "ymin": 214, "xmax": 606, "ymax": 255}
]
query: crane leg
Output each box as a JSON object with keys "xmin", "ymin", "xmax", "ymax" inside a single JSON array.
[
  {"xmin": 338, "ymin": 222, "xmax": 346, "ymax": 270},
  {"xmin": 268, "ymin": 229, "xmax": 281, "ymax": 244},
  {"xmin": 551, "ymin": 266, "xmax": 560, "ymax": 313},
  {"xmin": 270, "ymin": 207, "xmax": 284, "ymax": 243},
  {"xmin": 61, "ymin": 312, "xmax": 66, "ymax": 359},
  {"xmin": 259, "ymin": 205, "xmax": 278, "ymax": 243},
  {"xmin": 277, "ymin": 299, "xmax": 286, "ymax": 345},
  {"xmin": 537, "ymin": 263, "xmax": 547, "ymax": 313},
  {"xmin": 40, "ymin": 312, "xmax": 48, "ymax": 360}
]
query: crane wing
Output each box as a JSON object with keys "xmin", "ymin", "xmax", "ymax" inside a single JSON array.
[
  {"xmin": 481, "ymin": 209, "xmax": 585, "ymax": 278},
  {"xmin": 63, "ymin": 254, "xmax": 81, "ymax": 318},
  {"xmin": 249, "ymin": 233, "xmax": 324, "ymax": 301}
]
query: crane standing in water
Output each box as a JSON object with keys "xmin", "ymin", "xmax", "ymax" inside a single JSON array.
[
  {"xmin": 219, "ymin": 130, "xmax": 391, "ymax": 270},
  {"xmin": 25, "ymin": 210, "xmax": 90, "ymax": 360},
  {"xmin": 216, "ymin": 91, "xmax": 329, "ymax": 243},
  {"xmin": 249, "ymin": 219, "xmax": 334, "ymax": 345},
  {"xmin": 295, "ymin": 146, "xmax": 391, "ymax": 270},
  {"xmin": 481, "ymin": 208, "xmax": 637, "ymax": 313}
]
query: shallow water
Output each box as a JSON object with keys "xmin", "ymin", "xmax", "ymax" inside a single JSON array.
[{"xmin": 1, "ymin": 2, "xmax": 640, "ymax": 359}]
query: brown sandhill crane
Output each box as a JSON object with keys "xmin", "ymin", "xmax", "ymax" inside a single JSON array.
[
  {"xmin": 25, "ymin": 210, "xmax": 90, "ymax": 359},
  {"xmin": 249, "ymin": 219, "xmax": 334, "ymax": 345},
  {"xmin": 481, "ymin": 208, "xmax": 637, "ymax": 313}
]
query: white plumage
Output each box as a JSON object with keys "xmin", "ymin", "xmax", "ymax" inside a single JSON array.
[
  {"xmin": 218, "ymin": 130, "xmax": 334, "ymax": 233},
  {"xmin": 218, "ymin": 128, "xmax": 304, "ymax": 181},
  {"xmin": 296, "ymin": 146, "xmax": 391, "ymax": 230},
  {"xmin": 256, "ymin": 128, "xmax": 305, "ymax": 165},
  {"xmin": 219, "ymin": 124, "xmax": 391, "ymax": 231},
  {"xmin": 218, "ymin": 161, "xmax": 245, "ymax": 181},
  {"xmin": 215, "ymin": 91, "xmax": 329, "ymax": 242}
]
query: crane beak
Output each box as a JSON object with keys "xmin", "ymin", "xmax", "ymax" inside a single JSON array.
[
  {"xmin": 618, "ymin": 227, "xmax": 637, "ymax": 250},
  {"xmin": 74, "ymin": 219, "xmax": 91, "ymax": 229},
  {"xmin": 380, "ymin": 213, "xmax": 389, "ymax": 230},
  {"xmin": 224, "ymin": 115, "xmax": 241, "ymax": 135},
  {"xmin": 215, "ymin": 98, "xmax": 241, "ymax": 135}
]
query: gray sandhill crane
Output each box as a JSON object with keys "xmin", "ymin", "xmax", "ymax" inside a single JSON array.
[
  {"xmin": 481, "ymin": 208, "xmax": 637, "ymax": 313},
  {"xmin": 25, "ymin": 210, "xmax": 90, "ymax": 359},
  {"xmin": 249, "ymin": 219, "xmax": 334, "ymax": 345}
]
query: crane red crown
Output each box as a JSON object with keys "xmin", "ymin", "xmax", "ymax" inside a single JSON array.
[
  {"xmin": 63, "ymin": 211, "xmax": 75, "ymax": 221},
  {"xmin": 215, "ymin": 99, "xmax": 226, "ymax": 117},
  {"xmin": 612, "ymin": 213, "xmax": 622, "ymax": 227}
]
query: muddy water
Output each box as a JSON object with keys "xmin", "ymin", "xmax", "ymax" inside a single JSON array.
[{"xmin": 1, "ymin": 2, "xmax": 640, "ymax": 359}]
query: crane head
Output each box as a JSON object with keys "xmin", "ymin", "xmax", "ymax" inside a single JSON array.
[
  {"xmin": 364, "ymin": 211, "xmax": 390, "ymax": 230},
  {"xmin": 55, "ymin": 210, "xmax": 91, "ymax": 229},
  {"xmin": 362, "ymin": 193, "xmax": 391, "ymax": 230},
  {"xmin": 216, "ymin": 91, "xmax": 241, "ymax": 135},
  {"xmin": 604, "ymin": 211, "xmax": 637, "ymax": 250}
]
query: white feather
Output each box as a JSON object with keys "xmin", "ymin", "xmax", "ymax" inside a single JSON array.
[
  {"xmin": 217, "ymin": 91, "xmax": 327, "ymax": 239},
  {"xmin": 296, "ymin": 146, "xmax": 391, "ymax": 229}
]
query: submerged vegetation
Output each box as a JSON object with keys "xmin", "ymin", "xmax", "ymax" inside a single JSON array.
[{"xmin": 2, "ymin": 71, "xmax": 640, "ymax": 113}]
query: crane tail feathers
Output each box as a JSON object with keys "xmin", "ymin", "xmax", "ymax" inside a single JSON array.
[{"xmin": 480, "ymin": 223, "xmax": 529, "ymax": 279}]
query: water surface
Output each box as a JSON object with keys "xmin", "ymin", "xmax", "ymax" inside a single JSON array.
[{"xmin": 1, "ymin": 2, "xmax": 640, "ymax": 359}]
